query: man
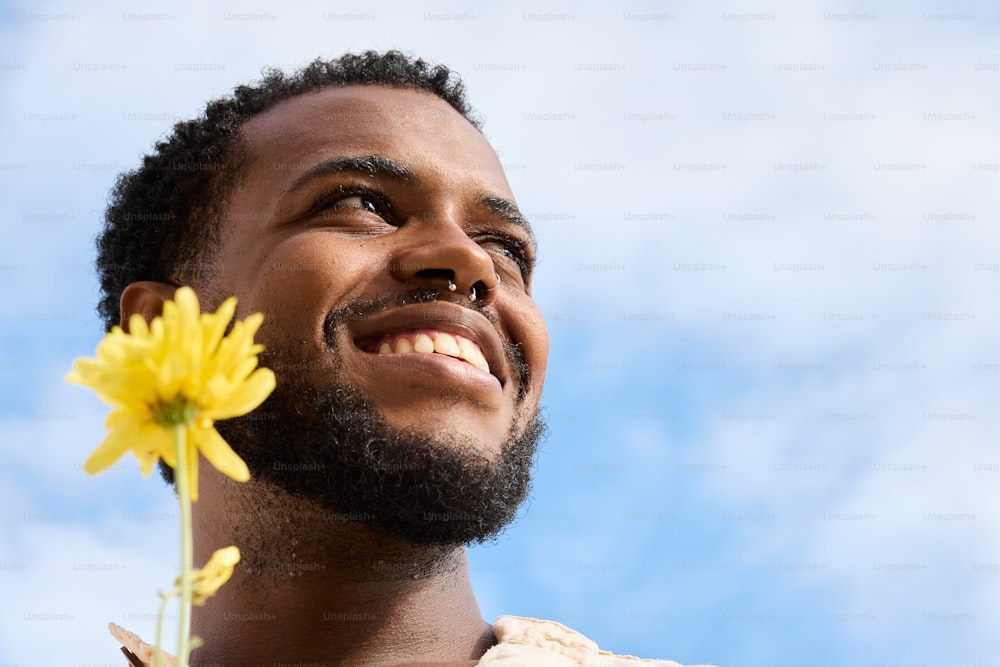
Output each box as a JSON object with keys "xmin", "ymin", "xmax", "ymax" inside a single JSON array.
[{"xmin": 97, "ymin": 51, "xmax": 706, "ymax": 666}]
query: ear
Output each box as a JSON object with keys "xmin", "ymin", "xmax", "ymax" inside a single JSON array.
[{"xmin": 120, "ymin": 281, "xmax": 181, "ymax": 332}]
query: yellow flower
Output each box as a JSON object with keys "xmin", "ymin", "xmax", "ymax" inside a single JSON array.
[
  {"xmin": 67, "ymin": 286, "xmax": 275, "ymax": 499},
  {"xmin": 183, "ymin": 546, "xmax": 241, "ymax": 606}
]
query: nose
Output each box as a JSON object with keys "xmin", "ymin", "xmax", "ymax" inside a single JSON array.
[{"xmin": 389, "ymin": 216, "xmax": 501, "ymax": 305}]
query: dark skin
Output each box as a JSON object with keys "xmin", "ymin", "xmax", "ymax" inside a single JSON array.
[{"xmin": 121, "ymin": 86, "xmax": 549, "ymax": 666}]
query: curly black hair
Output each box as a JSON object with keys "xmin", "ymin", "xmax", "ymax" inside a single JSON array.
[{"xmin": 96, "ymin": 50, "xmax": 481, "ymax": 331}]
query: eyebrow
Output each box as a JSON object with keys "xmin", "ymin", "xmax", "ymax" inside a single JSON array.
[
  {"xmin": 286, "ymin": 154, "xmax": 414, "ymax": 192},
  {"xmin": 479, "ymin": 194, "xmax": 537, "ymax": 246}
]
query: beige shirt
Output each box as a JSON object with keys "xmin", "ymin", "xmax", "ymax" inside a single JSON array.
[{"xmin": 109, "ymin": 616, "xmax": 714, "ymax": 666}]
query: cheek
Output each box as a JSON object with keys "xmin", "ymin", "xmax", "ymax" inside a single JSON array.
[
  {"xmin": 500, "ymin": 295, "xmax": 550, "ymax": 392},
  {"xmin": 229, "ymin": 233, "xmax": 385, "ymax": 350}
]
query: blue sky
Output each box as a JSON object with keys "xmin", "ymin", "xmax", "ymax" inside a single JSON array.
[{"xmin": 2, "ymin": 1, "xmax": 999, "ymax": 665}]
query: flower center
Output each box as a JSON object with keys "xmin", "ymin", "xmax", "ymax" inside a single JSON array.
[{"xmin": 153, "ymin": 396, "xmax": 199, "ymax": 428}]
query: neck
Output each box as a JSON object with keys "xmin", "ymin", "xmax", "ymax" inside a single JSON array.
[{"xmin": 188, "ymin": 467, "xmax": 494, "ymax": 666}]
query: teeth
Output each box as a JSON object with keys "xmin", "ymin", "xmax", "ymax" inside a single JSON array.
[
  {"xmin": 375, "ymin": 330, "xmax": 491, "ymax": 374},
  {"xmin": 433, "ymin": 332, "xmax": 461, "ymax": 356},
  {"xmin": 413, "ymin": 332, "xmax": 434, "ymax": 354},
  {"xmin": 458, "ymin": 337, "xmax": 490, "ymax": 373},
  {"xmin": 457, "ymin": 336, "xmax": 477, "ymax": 360}
]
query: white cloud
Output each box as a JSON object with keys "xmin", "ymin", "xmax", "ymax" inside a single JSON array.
[{"xmin": 2, "ymin": 0, "xmax": 998, "ymax": 663}]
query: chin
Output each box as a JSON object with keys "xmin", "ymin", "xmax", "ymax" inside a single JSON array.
[
  {"xmin": 215, "ymin": 372, "xmax": 547, "ymax": 548},
  {"xmin": 377, "ymin": 409, "xmax": 514, "ymax": 458}
]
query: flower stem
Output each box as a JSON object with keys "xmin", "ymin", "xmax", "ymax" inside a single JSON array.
[
  {"xmin": 153, "ymin": 589, "xmax": 174, "ymax": 667},
  {"xmin": 173, "ymin": 426, "xmax": 194, "ymax": 667}
]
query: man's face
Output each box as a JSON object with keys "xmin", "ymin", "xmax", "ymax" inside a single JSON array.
[{"xmin": 205, "ymin": 85, "xmax": 549, "ymax": 545}]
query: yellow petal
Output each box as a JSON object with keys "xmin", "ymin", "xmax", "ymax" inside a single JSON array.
[
  {"xmin": 228, "ymin": 356, "xmax": 260, "ymax": 385},
  {"xmin": 188, "ymin": 545, "xmax": 240, "ymax": 605},
  {"xmin": 126, "ymin": 313, "xmax": 150, "ymax": 337},
  {"xmin": 136, "ymin": 424, "xmax": 175, "ymax": 471},
  {"xmin": 133, "ymin": 449, "xmax": 160, "ymax": 478},
  {"xmin": 207, "ymin": 545, "xmax": 241, "ymax": 567},
  {"xmin": 202, "ymin": 297, "xmax": 237, "ymax": 355},
  {"xmin": 83, "ymin": 411, "xmax": 139, "ymax": 474},
  {"xmin": 205, "ymin": 368, "xmax": 276, "ymax": 421},
  {"xmin": 192, "ymin": 425, "xmax": 250, "ymax": 483},
  {"xmin": 150, "ymin": 425, "xmax": 177, "ymax": 470},
  {"xmin": 173, "ymin": 288, "xmax": 202, "ymax": 351},
  {"xmin": 155, "ymin": 351, "xmax": 186, "ymax": 402}
]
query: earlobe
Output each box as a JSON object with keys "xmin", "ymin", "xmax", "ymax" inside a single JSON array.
[{"xmin": 120, "ymin": 281, "xmax": 180, "ymax": 332}]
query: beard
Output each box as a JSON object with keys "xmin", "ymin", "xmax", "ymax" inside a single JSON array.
[{"xmin": 209, "ymin": 289, "xmax": 546, "ymax": 548}]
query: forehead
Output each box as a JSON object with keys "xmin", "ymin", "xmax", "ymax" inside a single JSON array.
[{"xmin": 238, "ymin": 85, "xmax": 510, "ymax": 194}]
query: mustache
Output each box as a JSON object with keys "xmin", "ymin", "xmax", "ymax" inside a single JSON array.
[
  {"xmin": 322, "ymin": 288, "xmax": 531, "ymax": 400},
  {"xmin": 323, "ymin": 287, "xmax": 461, "ymax": 332}
]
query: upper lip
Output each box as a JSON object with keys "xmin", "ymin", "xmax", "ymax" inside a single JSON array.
[{"xmin": 347, "ymin": 301, "xmax": 509, "ymax": 387}]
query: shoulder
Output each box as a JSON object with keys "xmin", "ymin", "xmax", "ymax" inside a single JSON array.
[{"xmin": 478, "ymin": 615, "xmax": 716, "ymax": 667}]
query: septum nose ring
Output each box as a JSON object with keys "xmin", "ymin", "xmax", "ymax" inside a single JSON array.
[
  {"xmin": 447, "ymin": 280, "xmax": 477, "ymax": 301},
  {"xmin": 447, "ymin": 275, "xmax": 498, "ymax": 301}
]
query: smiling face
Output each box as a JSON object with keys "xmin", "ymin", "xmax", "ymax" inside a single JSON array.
[{"xmin": 201, "ymin": 85, "xmax": 549, "ymax": 545}]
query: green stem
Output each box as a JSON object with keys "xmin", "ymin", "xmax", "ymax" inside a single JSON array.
[
  {"xmin": 153, "ymin": 588, "xmax": 175, "ymax": 667},
  {"xmin": 173, "ymin": 426, "xmax": 194, "ymax": 667}
]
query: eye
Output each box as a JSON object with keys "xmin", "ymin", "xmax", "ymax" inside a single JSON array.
[
  {"xmin": 333, "ymin": 195, "xmax": 379, "ymax": 214},
  {"xmin": 480, "ymin": 234, "xmax": 534, "ymax": 281},
  {"xmin": 312, "ymin": 187, "xmax": 394, "ymax": 224}
]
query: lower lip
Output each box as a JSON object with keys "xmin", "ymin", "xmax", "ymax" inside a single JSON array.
[{"xmin": 360, "ymin": 350, "xmax": 503, "ymax": 395}]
